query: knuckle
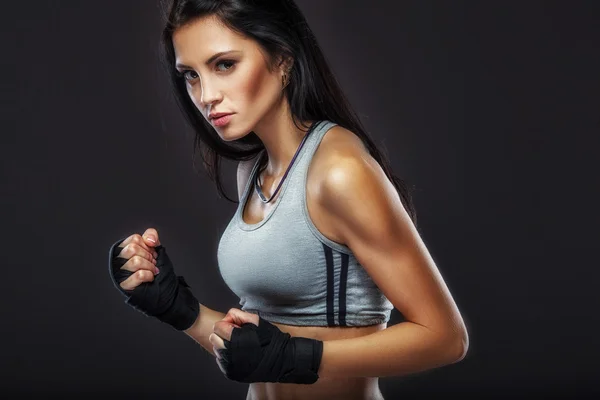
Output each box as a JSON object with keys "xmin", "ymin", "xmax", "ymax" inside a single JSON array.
[
  {"xmin": 120, "ymin": 276, "xmax": 135, "ymax": 291},
  {"xmin": 125, "ymin": 243, "xmax": 139, "ymax": 257},
  {"xmin": 132, "ymin": 235, "xmax": 149, "ymax": 250}
]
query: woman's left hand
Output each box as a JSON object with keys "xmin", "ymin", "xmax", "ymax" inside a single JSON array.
[
  {"xmin": 208, "ymin": 308, "xmax": 323, "ymax": 384},
  {"xmin": 209, "ymin": 308, "xmax": 259, "ymax": 374}
]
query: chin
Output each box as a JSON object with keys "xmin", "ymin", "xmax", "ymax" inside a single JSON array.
[{"xmin": 215, "ymin": 126, "xmax": 252, "ymax": 142}]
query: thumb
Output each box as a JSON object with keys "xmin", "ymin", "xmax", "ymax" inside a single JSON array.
[{"xmin": 142, "ymin": 228, "xmax": 161, "ymax": 247}]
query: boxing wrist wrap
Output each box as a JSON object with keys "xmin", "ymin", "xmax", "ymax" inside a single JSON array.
[
  {"xmin": 220, "ymin": 317, "xmax": 323, "ymax": 384},
  {"xmin": 108, "ymin": 238, "xmax": 200, "ymax": 331}
]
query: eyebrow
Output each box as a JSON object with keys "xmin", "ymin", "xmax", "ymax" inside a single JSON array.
[{"xmin": 175, "ymin": 50, "xmax": 241, "ymax": 69}]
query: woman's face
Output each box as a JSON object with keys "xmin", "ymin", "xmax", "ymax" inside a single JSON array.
[{"xmin": 172, "ymin": 16, "xmax": 287, "ymax": 141}]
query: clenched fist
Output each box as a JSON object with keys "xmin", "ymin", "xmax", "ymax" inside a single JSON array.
[
  {"xmin": 108, "ymin": 228, "xmax": 200, "ymax": 331},
  {"xmin": 113, "ymin": 229, "xmax": 160, "ymax": 292}
]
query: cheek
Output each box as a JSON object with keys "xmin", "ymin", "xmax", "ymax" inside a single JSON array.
[
  {"xmin": 242, "ymin": 65, "xmax": 268, "ymax": 98},
  {"xmin": 187, "ymin": 85, "xmax": 203, "ymax": 112},
  {"xmin": 235, "ymin": 62, "xmax": 279, "ymax": 114}
]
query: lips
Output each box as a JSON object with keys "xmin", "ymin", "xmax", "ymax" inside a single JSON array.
[
  {"xmin": 209, "ymin": 112, "xmax": 233, "ymax": 120},
  {"xmin": 211, "ymin": 114, "xmax": 233, "ymax": 127}
]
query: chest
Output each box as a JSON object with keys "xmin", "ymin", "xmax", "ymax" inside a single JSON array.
[{"xmin": 242, "ymin": 156, "xmax": 346, "ymax": 246}]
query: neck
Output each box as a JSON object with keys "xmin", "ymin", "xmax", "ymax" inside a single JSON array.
[{"xmin": 252, "ymin": 99, "xmax": 314, "ymax": 177}]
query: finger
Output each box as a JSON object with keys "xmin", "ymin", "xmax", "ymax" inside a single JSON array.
[
  {"xmin": 121, "ymin": 255, "xmax": 159, "ymax": 276},
  {"xmin": 222, "ymin": 308, "xmax": 244, "ymax": 326},
  {"xmin": 142, "ymin": 228, "xmax": 161, "ymax": 247},
  {"xmin": 221, "ymin": 312, "xmax": 238, "ymax": 325},
  {"xmin": 213, "ymin": 321, "xmax": 237, "ymax": 342},
  {"xmin": 209, "ymin": 332, "xmax": 226, "ymax": 349},
  {"xmin": 118, "ymin": 234, "xmax": 156, "ymax": 256},
  {"xmin": 119, "ymin": 268, "xmax": 155, "ymax": 291},
  {"xmin": 118, "ymin": 242, "xmax": 158, "ymax": 264},
  {"xmin": 223, "ymin": 308, "xmax": 259, "ymax": 327},
  {"xmin": 220, "ymin": 314, "xmax": 241, "ymax": 328}
]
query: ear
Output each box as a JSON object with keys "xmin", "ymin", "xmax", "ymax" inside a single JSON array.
[{"xmin": 278, "ymin": 55, "xmax": 294, "ymax": 74}]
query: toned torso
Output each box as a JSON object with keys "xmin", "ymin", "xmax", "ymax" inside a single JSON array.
[{"xmin": 238, "ymin": 126, "xmax": 387, "ymax": 400}]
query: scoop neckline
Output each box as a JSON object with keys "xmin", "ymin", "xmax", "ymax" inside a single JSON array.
[{"xmin": 235, "ymin": 121, "xmax": 322, "ymax": 231}]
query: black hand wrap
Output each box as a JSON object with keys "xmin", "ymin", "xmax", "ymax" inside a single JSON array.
[
  {"xmin": 219, "ymin": 317, "xmax": 323, "ymax": 384},
  {"xmin": 108, "ymin": 238, "xmax": 199, "ymax": 331}
]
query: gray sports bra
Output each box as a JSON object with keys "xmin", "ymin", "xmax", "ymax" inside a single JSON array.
[{"xmin": 217, "ymin": 120, "xmax": 393, "ymax": 326}]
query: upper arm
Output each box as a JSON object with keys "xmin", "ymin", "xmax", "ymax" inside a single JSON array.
[{"xmin": 318, "ymin": 145, "xmax": 467, "ymax": 341}]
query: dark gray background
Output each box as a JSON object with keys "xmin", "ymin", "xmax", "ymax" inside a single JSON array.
[{"xmin": 2, "ymin": 0, "xmax": 598, "ymax": 398}]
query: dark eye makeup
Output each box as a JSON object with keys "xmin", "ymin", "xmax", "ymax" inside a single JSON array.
[{"xmin": 175, "ymin": 60, "xmax": 236, "ymax": 81}]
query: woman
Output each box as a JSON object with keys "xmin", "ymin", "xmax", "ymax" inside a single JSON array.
[{"xmin": 109, "ymin": 1, "xmax": 469, "ymax": 399}]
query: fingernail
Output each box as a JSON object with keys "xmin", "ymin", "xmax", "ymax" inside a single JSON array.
[
  {"xmin": 155, "ymin": 267, "xmax": 160, "ymax": 274},
  {"xmin": 145, "ymin": 236, "xmax": 156, "ymax": 244}
]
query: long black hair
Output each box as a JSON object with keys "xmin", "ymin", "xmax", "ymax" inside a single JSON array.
[{"xmin": 159, "ymin": 0, "xmax": 417, "ymax": 226}]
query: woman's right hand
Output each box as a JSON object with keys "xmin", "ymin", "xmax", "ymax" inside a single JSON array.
[
  {"xmin": 108, "ymin": 228, "xmax": 200, "ymax": 331},
  {"xmin": 114, "ymin": 228, "xmax": 161, "ymax": 291}
]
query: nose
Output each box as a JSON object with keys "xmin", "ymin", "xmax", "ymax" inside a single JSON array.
[{"xmin": 199, "ymin": 78, "xmax": 222, "ymax": 108}]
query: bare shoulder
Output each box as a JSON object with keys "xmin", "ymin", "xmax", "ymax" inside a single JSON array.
[
  {"xmin": 303, "ymin": 125, "xmax": 367, "ymax": 244},
  {"xmin": 309, "ymin": 125, "xmax": 371, "ymax": 185},
  {"xmin": 306, "ymin": 125, "xmax": 389, "ymax": 246},
  {"xmin": 310, "ymin": 124, "xmax": 397, "ymax": 222}
]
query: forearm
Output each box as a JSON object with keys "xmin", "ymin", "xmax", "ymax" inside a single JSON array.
[
  {"xmin": 183, "ymin": 303, "xmax": 227, "ymax": 357},
  {"xmin": 318, "ymin": 321, "xmax": 467, "ymax": 379}
]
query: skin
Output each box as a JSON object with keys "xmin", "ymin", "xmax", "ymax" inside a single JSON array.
[
  {"xmin": 129, "ymin": 13, "xmax": 468, "ymax": 400},
  {"xmin": 172, "ymin": 15, "xmax": 312, "ymax": 177},
  {"xmin": 169, "ymin": 15, "xmax": 391, "ymax": 399}
]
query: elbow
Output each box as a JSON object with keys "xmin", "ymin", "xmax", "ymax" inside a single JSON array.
[
  {"xmin": 451, "ymin": 329, "xmax": 469, "ymax": 363},
  {"xmin": 436, "ymin": 325, "xmax": 469, "ymax": 364},
  {"xmin": 430, "ymin": 326, "xmax": 469, "ymax": 366}
]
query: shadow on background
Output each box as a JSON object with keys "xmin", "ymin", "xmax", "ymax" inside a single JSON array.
[{"xmin": 1, "ymin": 0, "xmax": 598, "ymax": 398}]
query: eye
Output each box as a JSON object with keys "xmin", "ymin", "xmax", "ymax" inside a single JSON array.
[
  {"xmin": 175, "ymin": 60, "xmax": 235, "ymax": 81},
  {"xmin": 216, "ymin": 60, "xmax": 236, "ymax": 72},
  {"xmin": 175, "ymin": 69, "xmax": 198, "ymax": 82}
]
